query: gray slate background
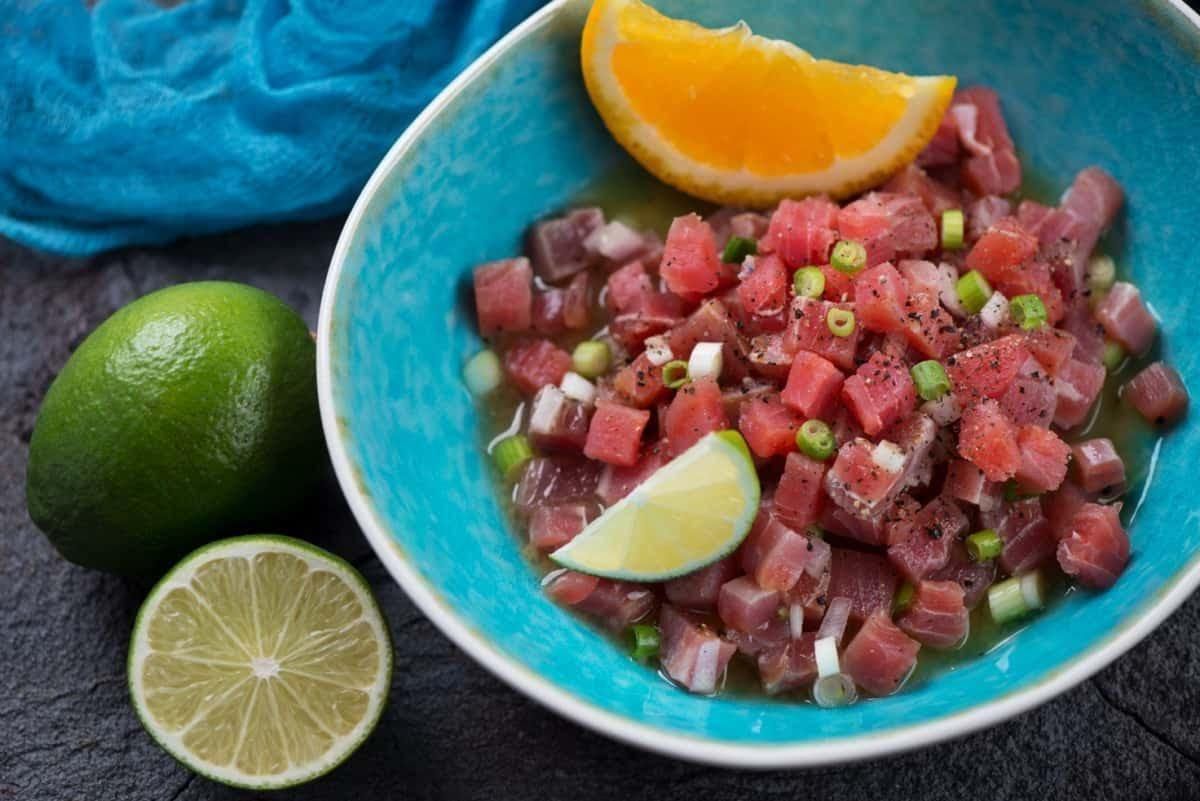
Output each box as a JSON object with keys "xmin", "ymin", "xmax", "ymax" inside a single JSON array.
[{"xmin": 4, "ymin": 220, "xmax": 1200, "ymax": 801}]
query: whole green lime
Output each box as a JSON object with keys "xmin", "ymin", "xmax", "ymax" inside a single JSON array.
[{"xmin": 26, "ymin": 281, "xmax": 322, "ymax": 578}]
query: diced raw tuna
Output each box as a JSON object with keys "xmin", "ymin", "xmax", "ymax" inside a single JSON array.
[
  {"xmin": 757, "ymin": 634, "xmax": 819, "ymax": 695},
  {"xmin": 841, "ymin": 351, "xmax": 917, "ymax": 436},
  {"xmin": 784, "ymin": 296, "xmax": 862, "ymax": 370},
  {"xmin": 827, "ymin": 548, "xmax": 900, "ymax": 623},
  {"xmin": 854, "ymin": 262, "xmax": 910, "ymax": 334},
  {"xmin": 1017, "ymin": 199, "xmax": 1053, "ymax": 232},
  {"xmin": 659, "ymin": 605, "xmax": 737, "ymax": 694},
  {"xmin": 774, "ymin": 452, "xmax": 827, "ymax": 532},
  {"xmin": 514, "ymin": 458, "xmax": 601, "ymax": 514},
  {"xmin": 529, "ymin": 504, "xmax": 591, "ymax": 550},
  {"xmin": 741, "ymin": 515, "xmax": 823, "ymax": 592},
  {"xmin": 918, "ymin": 110, "xmax": 961, "ymax": 167},
  {"xmin": 1096, "ymin": 282, "xmax": 1157, "ymax": 355},
  {"xmin": 931, "ymin": 541, "xmax": 996, "ymax": 609},
  {"xmin": 882, "ymin": 164, "xmax": 962, "ymax": 217},
  {"xmin": 583, "ymin": 401, "xmax": 649, "ymax": 467},
  {"xmin": 1036, "ymin": 168, "xmax": 1124, "ymax": 292},
  {"xmin": 1043, "ymin": 480, "xmax": 1090, "ymax": 538},
  {"xmin": 887, "ymin": 497, "xmax": 968, "ymax": 583},
  {"xmin": 543, "ymin": 569, "xmax": 599, "ymax": 605},
  {"xmin": 726, "ymin": 617, "xmax": 790, "ymax": 658},
  {"xmin": 718, "ymin": 577, "xmax": 782, "ymax": 631},
  {"xmin": 820, "ymin": 264, "xmax": 855, "ymax": 302},
  {"xmin": 837, "ymin": 192, "xmax": 938, "ymax": 265},
  {"xmin": 737, "ymin": 253, "xmax": 790, "ymax": 316},
  {"xmin": 999, "ymin": 357, "xmax": 1057, "ymax": 427},
  {"xmin": 842, "ymin": 609, "xmax": 921, "ymax": 697},
  {"xmin": 821, "ymin": 505, "xmax": 885, "ymax": 547},
  {"xmin": 609, "ymin": 292, "xmax": 685, "ymax": 352},
  {"xmin": 781, "ymin": 351, "xmax": 845, "ymax": 420},
  {"xmin": 747, "ymin": 333, "xmax": 794, "ymax": 380},
  {"xmin": 584, "ymin": 220, "xmax": 651, "ymax": 265},
  {"xmin": 720, "ymin": 381, "xmax": 774, "ymax": 426},
  {"xmin": 762, "ymin": 197, "xmax": 840, "ymax": 268},
  {"xmin": 958, "ymin": 398, "xmax": 1020, "ymax": 482},
  {"xmin": 474, "ymin": 258, "xmax": 533, "ymax": 335},
  {"xmin": 1024, "ymin": 327, "xmax": 1077, "ymax": 375},
  {"xmin": 1124, "ymin": 361, "xmax": 1189, "ymax": 426},
  {"xmin": 668, "ymin": 299, "xmax": 751, "ymax": 382},
  {"xmin": 533, "ymin": 273, "xmax": 590, "ymax": 334},
  {"xmin": 528, "ymin": 385, "xmax": 591, "ymax": 453},
  {"xmin": 965, "ymin": 217, "xmax": 1038, "ymax": 284},
  {"xmin": 615, "ymin": 353, "xmax": 669, "ymax": 410},
  {"xmin": 985, "ymin": 498, "xmax": 1056, "ymax": 574},
  {"xmin": 664, "ymin": 378, "xmax": 728, "ymax": 457},
  {"xmin": 661, "ymin": 213, "xmax": 722, "ymax": 295},
  {"xmin": 527, "ymin": 207, "xmax": 604, "ymax": 282},
  {"xmin": 1014, "ymin": 425, "xmax": 1071, "ymax": 494},
  {"xmin": 605, "ymin": 261, "xmax": 655, "ymax": 314},
  {"xmin": 888, "ymin": 412, "xmax": 940, "ymax": 491},
  {"xmin": 944, "ymin": 458, "xmax": 1001, "ymax": 510},
  {"xmin": 1060, "ymin": 303, "xmax": 1107, "ymax": 365},
  {"xmin": 966, "ymin": 195, "xmax": 1013, "ymax": 243},
  {"xmin": 664, "ymin": 556, "xmax": 740, "ymax": 611},
  {"xmin": 1054, "ymin": 357, "xmax": 1106, "ymax": 429},
  {"xmin": 504, "ymin": 339, "xmax": 572, "ymax": 395},
  {"xmin": 898, "ymin": 580, "xmax": 969, "ymax": 649},
  {"xmin": 739, "ymin": 393, "xmax": 803, "ymax": 459},
  {"xmin": 825, "ymin": 438, "xmax": 908, "ymax": 518},
  {"xmin": 995, "ymin": 260, "xmax": 1065, "ymax": 326},
  {"xmin": 901, "ymin": 290, "xmax": 960, "ymax": 359},
  {"xmin": 947, "ymin": 335, "xmax": 1031, "ymax": 403},
  {"xmin": 596, "ymin": 442, "xmax": 668, "ymax": 505},
  {"xmin": 951, "ymin": 87, "xmax": 1021, "ymax": 195},
  {"xmin": 1071, "ymin": 438, "xmax": 1126, "ymax": 494},
  {"xmin": 1057, "ymin": 502, "xmax": 1130, "ymax": 589},
  {"xmin": 563, "ymin": 575, "xmax": 655, "ymax": 630}
]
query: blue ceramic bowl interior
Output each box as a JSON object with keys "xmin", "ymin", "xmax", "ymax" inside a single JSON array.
[{"xmin": 326, "ymin": 0, "xmax": 1200, "ymax": 753}]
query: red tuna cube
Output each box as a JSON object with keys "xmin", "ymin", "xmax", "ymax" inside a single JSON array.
[
  {"xmin": 1057, "ymin": 502, "xmax": 1130, "ymax": 589},
  {"xmin": 613, "ymin": 352, "xmax": 668, "ymax": 409},
  {"xmin": 1023, "ymin": 327, "xmax": 1077, "ymax": 375},
  {"xmin": 1071, "ymin": 438, "xmax": 1126, "ymax": 494},
  {"xmin": 947, "ymin": 335, "xmax": 1031, "ymax": 403},
  {"xmin": 747, "ymin": 333, "xmax": 794, "ymax": 381},
  {"xmin": 998, "ymin": 356, "xmax": 1057, "ymax": 427},
  {"xmin": 664, "ymin": 378, "xmax": 728, "ymax": 457},
  {"xmin": 513, "ymin": 458, "xmax": 602, "ymax": 513},
  {"xmin": 529, "ymin": 504, "xmax": 592, "ymax": 551},
  {"xmin": 1054, "ymin": 357, "xmax": 1106, "ymax": 429},
  {"xmin": 901, "ymin": 290, "xmax": 959, "ymax": 359},
  {"xmin": 661, "ymin": 213, "xmax": 722, "ymax": 295},
  {"xmin": 825, "ymin": 438, "xmax": 908, "ymax": 519},
  {"xmin": 854, "ymin": 261, "xmax": 910, "ymax": 334},
  {"xmin": 952, "ymin": 87, "xmax": 1022, "ymax": 196},
  {"xmin": 820, "ymin": 263, "xmax": 855, "ymax": 302},
  {"xmin": 785, "ymin": 296, "xmax": 862, "ymax": 371},
  {"xmin": 584, "ymin": 401, "xmax": 650, "ymax": 467},
  {"xmin": 668, "ymin": 299, "xmax": 751, "ymax": 382},
  {"xmin": 841, "ymin": 351, "xmax": 917, "ymax": 436},
  {"xmin": 1014, "ymin": 425, "xmax": 1071, "ymax": 494},
  {"xmin": 897, "ymin": 580, "xmax": 969, "ymax": 649},
  {"xmin": 504, "ymin": 338, "xmax": 572, "ymax": 395},
  {"xmin": 958, "ymin": 399, "xmax": 1020, "ymax": 482},
  {"xmin": 1124, "ymin": 361, "xmax": 1189, "ymax": 427},
  {"xmin": 528, "ymin": 385, "xmax": 592, "ymax": 454},
  {"xmin": 965, "ymin": 195, "xmax": 1014, "ymax": 243},
  {"xmin": 944, "ymin": 458, "xmax": 1001, "ymax": 510},
  {"xmin": 827, "ymin": 548, "xmax": 900, "ymax": 624},
  {"xmin": 718, "ymin": 576, "xmax": 782, "ymax": 632},
  {"xmin": 1043, "ymin": 479, "xmax": 1091, "ymax": 538},
  {"xmin": 474, "ymin": 257, "xmax": 533, "ymax": 335},
  {"xmin": 596, "ymin": 442, "xmax": 669, "ymax": 505},
  {"xmin": 761, "ymin": 196, "xmax": 840, "ymax": 268},
  {"xmin": 781, "ymin": 351, "xmax": 845, "ymax": 420},
  {"xmin": 544, "ymin": 570, "xmax": 655, "ymax": 631},
  {"xmin": 837, "ymin": 192, "xmax": 938, "ymax": 265},
  {"xmin": 738, "ymin": 253, "xmax": 790, "ymax": 316},
  {"xmin": 917, "ymin": 111, "xmax": 961, "ymax": 168},
  {"xmin": 738, "ymin": 393, "xmax": 803, "ymax": 459},
  {"xmin": 984, "ymin": 498, "xmax": 1056, "ymax": 575},
  {"xmin": 964, "ymin": 217, "xmax": 1038, "ymax": 284},
  {"xmin": 842, "ymin": 610, "xmax": 921, "ymax": 697},
  {"xmin": 931, "ymin": 541, "xmax": 997, "ymax": 610},
  {"xmin": 741, "ymin": 516, "xmax": 824, "ymax": 592},
  {"xmin": 659, "ymin": 605, "xmax": 737, "ymax": 694},
  {"xmin": 773, "ymin": 452, "xmax": 827, "ymax": 531},
  {"xmin": 609, "ymin": 291, "xmax": 684, "ymax": 352},
  {"xmin": 757, "ymin": 633, "xmax": 819, "ymax": 695},
  {"xmin": 605, "ymin": 260, "xmax": 655, "ymax": 314},
  {"xmin": 883, "ymin": 164, "xmax": 962, "ymax": 217},
  {"xmin": 887, "ymin": 497, "xmax": 968, "ymax": 583},
  {"xmin": 527, "ymin": 207, "xmax": 603, "ymax": 282},
  {"xmin": 664, "ymin": 556, "xmax": 740, "ymax": 611}
]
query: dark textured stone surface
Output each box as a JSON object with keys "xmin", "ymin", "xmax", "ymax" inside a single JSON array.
[{"xmin": 3, "ymin": 224, "xmax": 1199, "ymax": 801}]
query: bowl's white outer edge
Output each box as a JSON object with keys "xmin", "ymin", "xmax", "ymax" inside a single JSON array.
[{"xmin": 317, "ymin": 0, "xmax": 1200, "ymax": 768}]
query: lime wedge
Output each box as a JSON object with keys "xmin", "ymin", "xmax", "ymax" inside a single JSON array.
[
  {"xmin": 128, "ymin": 536, "xmax": 392, "ymax": 789},
  {"xmin": 551, "ymin": 431, "xmax": 761, "ymax": 581}
]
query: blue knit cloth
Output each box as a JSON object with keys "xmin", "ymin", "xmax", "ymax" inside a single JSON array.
[{"xmin": 0, "ymin": 0, "xmax": 545, "ymax": 255}]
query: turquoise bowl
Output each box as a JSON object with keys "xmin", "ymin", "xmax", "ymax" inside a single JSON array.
[{"xmin": 319, "ymin": 0, "xmax": 1200, "ymax": 766}]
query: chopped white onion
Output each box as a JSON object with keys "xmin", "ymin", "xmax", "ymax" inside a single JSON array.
[
  {"xmin": 936, "ymin": 262, "xmax": 967, "ymax": 317},
  {"xmin": 643, "ymin": 335, "xmax": 674, "ymax": 366},
  {"xmin": 980, "ymin": 291, "xmax": 1010, "ymax": 329},
  {"xmin": 583, "ymin": 220, "xmax": 644, "ymax": 263},
  {"xmin": 688, "ymin": 341, "xmax": 724, "ymax": 382},
  {"xmin": 814, "ymin": 636, "xmax": 841, "ymax": 679},
  {"xmin": 788, "ymin": 603, "xmax": 805, "ymax": 639},
  {"xmin": 1020, "ymin": 571, "xmax": 1046, "ymax": 609},
  {"xmin": 871, "ymin": 440, "xmax": 907, "ymax": 473},
  {"xmin": 463, "ymin": 350, "xmax": 502, "ymax": 396},
  {"xmin": 559, "ymin": 372, "xmax": 597, "ymax": 405},
  {"xmin": 528, "ymin": 385, "xmax": 566, "ymax": 435},
  {"xmin": 921, "ymin": 393, "xmax": 962, "ymax": 426},
  {"xmin": 540, "ymin": 568, "xmax": 568, "ymax": 588},
  {"xmin": 817, "ymin": 596, "xmax": 852, "ymax": 644}
]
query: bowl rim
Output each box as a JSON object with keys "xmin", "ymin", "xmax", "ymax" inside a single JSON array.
[{"xmin": 317, "ymin": 0, "xmax": 1200, "ymax": 768}]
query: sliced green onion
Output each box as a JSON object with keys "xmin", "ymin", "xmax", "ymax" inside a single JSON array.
[
  {"xmin": 661, "ymin": 360, "xmax": 690, "ymax": 389},
  {"xmin": 826, "ymin": 308, "xmax": 856, "ymax": 338},
  {"xmin": 571, "ymin": 340, "xmax": 610, "ymax": 379},
  {"xmin": 1009, "ymin": 294, "xmax": 1048, "ymax": 330},
  {"xmin": 956, "ymin": 270, "xmax": 993, "ymax": 315},
  {"xmin": 628, "ymin": 624, "xmax": 660, "ymax": 663},
  {"xmin": 893, "ymin": 582, "xmax": 915, "ymax": 615},
  {"xmin": 492, "ymin": 434, "xmax": 534, "ymax": 479},
  {"xmin": 1102, "ymin": 340, "xmax": 1126, "ymax": 371},
  {"xmin": 966, "ymin": 529, "xmax": 1003, "ymax": 562},
  {"xmin": 1087, "ymin": 254, "xmax": 1117, "ymax": 294},
  {"xmin": 941, "ymin": 209, "xmax": 965, "ymax": 250},
  {"xmin": 812, "ymin": 673, "xmax": 858, "ymax": 708},
  {"xmin": 988, "ymin": 571, "xmax": 1046, "ymax": 625},
  {"xmin": 796, "ymin": 419, "xmax": 836, "ymax": 461},
  {"xmin": 793, "ymin": 266, "xmax": 826, "ymax": 299},
  {"xmin": 463, "ymin": 349, "xmax": 502, "ymax": 396},
  {"xmin": 721, "ymin": 235, "xmax": 758, "ymax": 264},
  {"xmin": 910, "ymin": 359, "xmax": 951, "ymax": 402},
  {"xmin": 830, "ymin": 240, "xmax": 867, "ymax": 275}
]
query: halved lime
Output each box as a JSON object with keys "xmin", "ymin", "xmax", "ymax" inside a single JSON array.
[
  {"xmin": 551, "ymin": 431, "xmax": 760, "ymax": 581},
  {"xmin": 128, "ymin": 536, "xmax": 392, "ymax": 789}
]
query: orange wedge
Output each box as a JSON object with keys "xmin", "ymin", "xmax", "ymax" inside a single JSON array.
[{"xmin": 581, "ymin": 0, "xmax": 957, "ymax": 205}]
